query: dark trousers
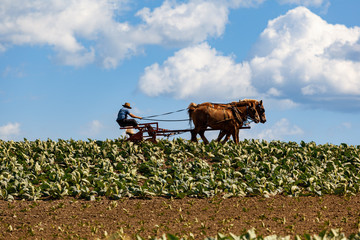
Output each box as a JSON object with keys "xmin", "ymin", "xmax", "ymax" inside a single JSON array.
[{"xmin": 117, "ymin": 119, "xmax": 138, "ymax": 128}]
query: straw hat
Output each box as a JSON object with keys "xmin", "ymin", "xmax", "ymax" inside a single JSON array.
[{"xmin": 122, "ymin": 102, "xmax": 132, "ymax": 109}]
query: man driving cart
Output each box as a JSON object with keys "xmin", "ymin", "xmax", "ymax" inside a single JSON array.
[{"xmin": 116, "ymin": 102, "xmax": 142, "ymax": 135}]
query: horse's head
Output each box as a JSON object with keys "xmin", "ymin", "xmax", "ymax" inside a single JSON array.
[
  {"xmin": 235, "ymin": 102, "xmax": 260, "ymax": 123},
  {"xmin": 239, "ymin": 99, "xmax": 266, "ymax": 124},
  {"xmin": 256, "ymin": 100, "xmax": 266, "ymax": 123},
  {"xmin": 247, "ymin": 103, "xmax": 260, "ymax": 123}
]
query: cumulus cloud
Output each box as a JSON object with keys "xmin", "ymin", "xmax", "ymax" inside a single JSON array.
[
  {"xmin": 139, "ymin": 6, "xmax": 360, "ymax": 111},
  {"xmin": 139, "ymin": 42, "xmax": 257, "ymax": 100},
  {"xmin": 2, "ymin": 65, "xmax": 25, "ymax": 78},
  {"xmin": 250, "ymin": 6, "xmax": 360, "ymax": 110},
  {"xmin": 341, "ymin": 122, "xmax": 352, "ymax": 129},
  {"xmin": 277, "ymin": 0, "xmax": 329, "ymax": 7},
  {"xmin": 229, "ymin": 0, "xmax": 266, "ymax": 8},
  {"xmin": 0, "ymin": 0, "xmax": 251, "ymax": 68},
  {"xmin": 0, "ymin": 122, "xmax": 21, "ymax": 140},
  {"xmin": 0, "ymin": 0, "xmax": 116, "ymax": 66},
  {"xmin": 202, "ymin": 118, "xmax": 304, "ymax": 142},
  {"xmin": 81, "ymin": 120, "xmax": 103, "ymax": 136},
  {"xmin": 256, "ymin": 118, "xmax": 304, "ymax": 140},
  {"xmin": 135, "ymin": 0, "xmax": 266, "ymax": 47},
  {"xmin": 136, "ymin": 1, "xmax": 229, "ymax": 46}
]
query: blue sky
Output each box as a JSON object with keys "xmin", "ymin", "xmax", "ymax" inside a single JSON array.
[{"xmin": 1, "ymin": 0, "xmax": 360, "ymax": 145}]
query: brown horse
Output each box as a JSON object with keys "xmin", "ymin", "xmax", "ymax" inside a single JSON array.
[
  {"xmin": 188, "ymin": 101, "xmax": 260, "ymax": 144},
  {"xmin": 216, "ymin": 99, "xmax": 266, "ymax": 142},
  {"xmin": 192, "ymin": 99, "xmax": 266, "ymax": 143},
  {"xmin": 196, "ymin": 99, "xmax": 266, "ymax": 122}
]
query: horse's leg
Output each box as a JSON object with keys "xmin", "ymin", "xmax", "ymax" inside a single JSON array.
[
  {"xmin": 199, "ymin": 129, "xmax": 209, "ymax": 144},
  {"xmin": 236, "ymin": 128, "xmax": 240, "ymax": 144},
  {"xmin": 232, "ymin": 128, "xmax": 240, "ymax": 144},
  {"xmin": 221, "ymin": 133, "xmax": 231, "ymax": 144},
  {"xmin": 190, "ymin": 129, "xmax": 198, "ymax": 142},
  {"xmin": 216, "ymin": 130, "xmax": 226, "ymax": 142},
  {"xmin": 221, "ymin": 122, "xmax": 235, "ymax": 144}
]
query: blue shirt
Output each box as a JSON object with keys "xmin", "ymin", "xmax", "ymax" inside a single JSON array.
[{"xmin": 117, "ymin": 108, "xmax": 130, "ymax": 121}]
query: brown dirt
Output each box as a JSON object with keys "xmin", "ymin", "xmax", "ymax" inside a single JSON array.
[{"xmin": 1, "ymin": 195, "xmax": 360, "ymax": 239}]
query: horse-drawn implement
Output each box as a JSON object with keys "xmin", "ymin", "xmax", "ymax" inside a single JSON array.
[
  {"xmin": 119, "ymin": 99, "xmax": 265, "ymax": 143},
  {"xmin": 120, "ymin": 122, "xmax": 250, "ymax": 143}
]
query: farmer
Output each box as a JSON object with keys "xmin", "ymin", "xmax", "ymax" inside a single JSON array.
[{"xmin": 116, "ymin": 102, "xmax": 142, "ymax": 129}]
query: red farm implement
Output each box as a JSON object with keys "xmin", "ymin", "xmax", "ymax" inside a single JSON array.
[{"xmin": 120, "ymin": 122, "xmax": 250, "ymax": 143}]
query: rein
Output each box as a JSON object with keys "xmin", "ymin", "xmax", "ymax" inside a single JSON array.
[
  {"xmin": 141, "ymin": 118, "xmax": 189, "ymax": 122},
  {"xmin": 141, "ymin": 108, "xmax": 189, "ymax": 122},
  {"xmin": 142, "ymin": 108, "xmax": 187, "ymax": 118},
  {"xmin": 139, "ymin": 103, "xmax": 258, "ymax": 123}
]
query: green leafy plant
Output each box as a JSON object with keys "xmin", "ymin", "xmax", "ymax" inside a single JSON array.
[{"xmin": 1, "ymin": 138, "xmax": 360, "ymax": 200}]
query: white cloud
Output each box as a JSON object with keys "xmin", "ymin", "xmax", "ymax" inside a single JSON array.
[
  {"xmin": 228, "ymin": 0, "xmax": 266, "ymax": 8},
  {"xmin": 264, "ymin": 98, "xmax": 299, "ymax": 110},
  {"xmin": 277, "ymin": 0, "xmax": 328, "ymax": 7},
  {"xmin": 136, "ymin": 1, "xmax": 229, "ymax": 46},
  {"xmin": 139, "ymin": 6, "xmax": 360, "ymax": 111},
  {"xmin": 138, "ymin": 7, "xmax": 360, "ymax": 110},
  {"xmin": 53, "ymin": 47, "xmax": 95, "ymax": 67},
  {"xmin": 0, "ymin": 0, "xmax": 118, "ymax": 66},
  {"xmin": 82, "ymin": 120, "xmax": 103, "ymax": 136},
  {"xmin": 0, "ymin": 0, "xmax": 249, "ymax": 68},
  {"xmin": 0, "ymin": 122, "xmax": 21, "ymax": 140},
  {"xmin": 139, "ymin": 42, "xmax": 257, "ymax": 100},
  {"xmin": 256, "ymin": 118, "xmax": 304, "ymax": 140},
  {"xmin": 97, "ymin": 0, "xmax": 236, "ymax": 68},
  {"xmin": 200, "ymin": 118, "xmax": 303, "ymax": 142},
  {"xmin": 138, "ymin": 8, "xmax": 360, "ymax": 111},
  {"xmin": 341, "ymin": 122, "xmax": 352, "ymax": 129},
  {"xmin": 250, "ymin": 7, "xmax": 360, "ymax": 110},
  {"xmin": 2, "ymin": 65, "xmax": 25, "ymax": 78}
]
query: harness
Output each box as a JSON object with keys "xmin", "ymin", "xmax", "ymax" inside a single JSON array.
[
  {"xmin": 230, "ymin": 103, "xmax": 243, "ymax": 125},
  {"xmin": 207, "ymin": 104, "xmax": 250, "ymax": 125}
]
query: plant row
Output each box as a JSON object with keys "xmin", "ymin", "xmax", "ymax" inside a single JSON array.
[
  {"xmin": 0, "ymin": 138, "xmax": 360, "ymax": 200},
  {"xmin": 112, "ymin": 228, "xmax": 360, "ymax": 240}
]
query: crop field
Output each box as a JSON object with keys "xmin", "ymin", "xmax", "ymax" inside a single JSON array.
[{"xmin": 1, "ymin": 138, "xmax": 360, "ymax": 239}]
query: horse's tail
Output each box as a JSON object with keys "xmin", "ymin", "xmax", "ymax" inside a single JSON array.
[{"xmin": 187, "ymin": 102, "xmax": 197, "ymax": 124}]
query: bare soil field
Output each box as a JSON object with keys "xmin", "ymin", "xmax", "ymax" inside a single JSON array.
[{"xmin": 1, "ymin": 194, "xmax": 360, "ymax": 239}]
